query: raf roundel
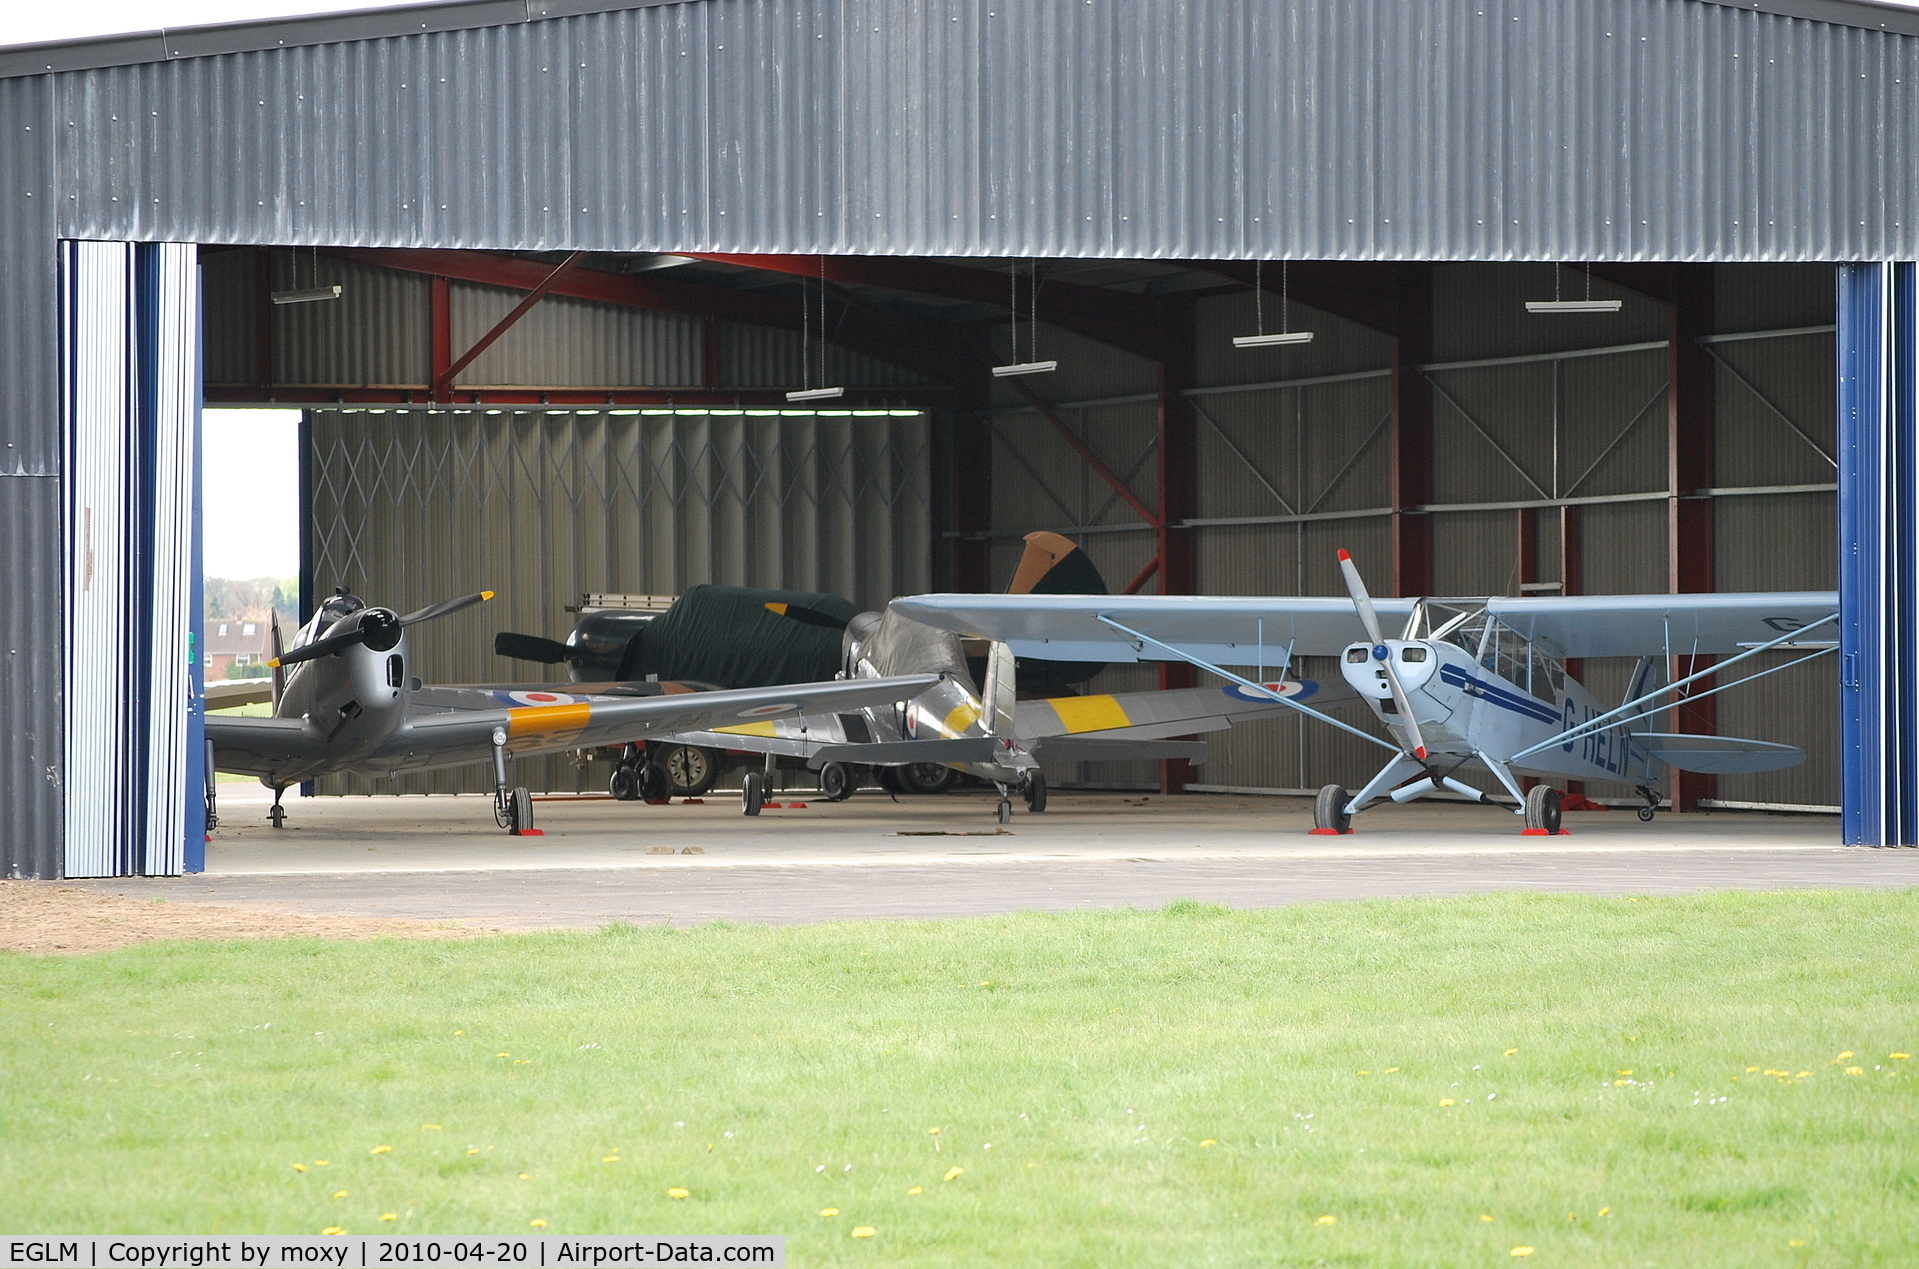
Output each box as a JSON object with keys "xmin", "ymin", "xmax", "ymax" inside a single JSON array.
[
  {"xmin": 1224, "ymin": 681, "xmax": 1312, "ymax": 703},
  {"xmin": 735, "ymin": 701, "xmax": 801, "ymax": 719},
  {"xmin": 503, "ymin": 690, "xmax": 578, "ymax": 707}
]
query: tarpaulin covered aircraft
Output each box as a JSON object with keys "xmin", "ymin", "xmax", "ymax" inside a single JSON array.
[
  {"xmin": 205, "ymin": 588, "xmax": 935, "ymax": 834},
  {"xmin": 892, "ymin": 550, "xmax": 1837, "ymax": 834}
]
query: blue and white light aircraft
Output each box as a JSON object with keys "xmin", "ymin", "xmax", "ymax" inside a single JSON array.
[{"xmin": 892, "ymin": 551, "xmax": 1837, "ymax": 834}]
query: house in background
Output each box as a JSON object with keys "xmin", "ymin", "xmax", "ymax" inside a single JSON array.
[{"xmin": 206, "ymin": 615, "xmax": 273, "ymax": 681}]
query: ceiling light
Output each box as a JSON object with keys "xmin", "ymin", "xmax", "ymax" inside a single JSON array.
[
  {"xmin": 1526, "ymin": 299, "xmax": 1623, "ymax": 313},
  {"xmin": 991, "ymin": 360, "xmax": 1057, "ymax": 377},
  {"xmin": 1233, "ymin": 332, "xmax": 1315, "ymax": 348},
  {"xmin": 271, "ymin": 285, "xmax": 341, "ymax": 305},
  {"xmin": 787, "ymin": 386, "xmax": 845, "ymax": 401}
]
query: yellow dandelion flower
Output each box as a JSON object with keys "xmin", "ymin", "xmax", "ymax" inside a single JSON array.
[
  {"xmin": 1617, "ymin": 1070, "xmax": 1633, "ymax": 1076},
  {"xmin": 1384, "ymin": 1067, "xmax": 1399, "ymax": 1074},
  {"xmin": 1479, "ymin": 1215, "xmax": 1494, "ymax": 1223},
  {"xmin": 454, "ymin": 1030, "xmax": 464, "ymax": 1035},
  {"xmin": 1789, "ymin": 1239, "xmax": 1805, "ymax": 1247},
  {"xmin": 850, "ymin": 1228, "xmax": 875, "ymax": 1239},
  {"xmin": 519, "ymin": 1173, "xmax": 531, "ymax": 1180},
  {"xmin": 944, "ymin": 1167, "xmax": 964, "ymax": 1181},
  {"xmin": 1747, "ymin": 1066, "xmax": 1759, "ymax": 1073},
  {"xmin": 1315, "ymin": 1215, "xmax": 1335, "ymax": 1225},
  {"xmin": 1358, "ymin": 1070, "xmax": 1371, "ymax": 1076},
  {"xmin": 1199, "ymin": 1139, "xmax": 1218, "ymax": 1147},
  {"xmin": 820, "ymin": 1209, "xmax": 839, "ymax": 1217},
  {"xmin": 332, "ymin": 1191, "xmax": 349, "ymax": 1199},
  {"xmin": 1798, "ymin": 1071, "xmax": 1811, "ymax": 1078},
  {"xmin": 315, "ymin": 1161, "xmax": 329, "ymax": 1167},
  {"xmin": 1439, "ymin": 1098, "xmax": 1455, "ymax": 1106},
  {"xmin": 1892, "ymin": 1053, "xmax": 1910, "ymax": 1060},
  {"xmin": 1614, "ymin": 1079, "xmax": 1628, "ymax": 1086},
  {"xmin": 379, "ymin": 1215, "xmax": 397, "ymax": 1223},
  {"xmin": 1510, "ymin": 1249, "xmax": 1534, "ymax": 1258},
  {"xmin": 1567, "ymin": 1213, "xmax": 1579, "ymax": 1221},
  {"xmin": 293, "ymin": 1163, "xmax": 306, "ymax": 1172},
  {"xmin": 469, "ymin": 1149, "xmax": 482, "ymax": 1157},
  {"xmin": 371, "ymin": 1145, "xmax": 391, "ymax": 1155},
  {"xmin": 321, "ymin": 1229, "xmax": 345, "ymax": 1237},
  {"xmin": 1847, "ymin": 1066, "xmax": 1864, "ymax": 1075},
  {"xmin": 667, "ymin": 1188, "xmax": 690, "ymax": 1199},
  {"xmin": 421, "ymin": 1125, "xmax": 441, "ymax": 1131},
  {"xmin": 1504, "ymin": 1049, "xmax": 1518, "ymax": 1056},
  {"xmin": 602, "ymin": 1155, "xmax": 619, "ymax": 1163},
  {"xmin": 1599, "ymin": 1207, "xmax": 1611, "ymax": 1217},
  {"xmin": 515, "ymin": 1060, "xmax": 531, "ymax": 1065},
  {"xmin": 1838, "ymin": 1051, "xmax": 1855, "ymax": 1060},
  {"xmin": 927, "ymin": 1127, "xmax": 941, "ymax": 1135},
  {"xmin": 906, "ymin": 1187, "xmax": 922, "ymax": 1196},
  {"xmin": 528, "ymin": 1221, "xmax": 545, "ymax": 1230}
]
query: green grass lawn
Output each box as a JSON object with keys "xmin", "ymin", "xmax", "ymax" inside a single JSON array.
[{"xmin": 3, "ymin": 890, "xmax": 1917, "ymax": 1265}]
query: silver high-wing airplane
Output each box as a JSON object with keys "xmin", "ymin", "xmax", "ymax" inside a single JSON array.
[
  {"xmin": 892, "ymin": 550, "xmax": 1838, "ymax": 834},
  {"xmin": 206, "ymin": 589, "xmax": 936, "ymax": 834}
]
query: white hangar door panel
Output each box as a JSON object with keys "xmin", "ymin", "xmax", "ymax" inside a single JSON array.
[{"xmin": 61, "ymin": 241, "xmax": 205, "ymax": 878}]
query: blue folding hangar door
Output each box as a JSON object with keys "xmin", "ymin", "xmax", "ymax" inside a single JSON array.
[{"xmin": 61, "ymin": 241, "xmax": 206, "ymax": 877}]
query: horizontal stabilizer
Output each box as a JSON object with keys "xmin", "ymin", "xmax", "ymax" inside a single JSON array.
[
  {"xmin": 1034, "ymin": 737, "xmax": 1206, "ymax": 765},
  {"xmin": 1635, "ymin": 732, "xmax": 1805, "ymax": 774}
]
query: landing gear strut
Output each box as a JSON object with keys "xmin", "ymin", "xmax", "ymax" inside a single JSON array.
[
  {"xmin": 491, "ymin": 727, "xmax": 536, "ymax": 835},
  {"xmin": 994, "ymin": 783, "xmax": 1013, "ymax": 825},
  {"xmin": 1635, "ymin": 785, "xmax": 1660, "ymax": 823},
  {"xmin": 268, "ymin": 785, "xmax": 287, "ymax": 829}
]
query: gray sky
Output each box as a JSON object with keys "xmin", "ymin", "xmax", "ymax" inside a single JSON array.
[{"xmin": 202, "ymin": 410, "xmax": 300, "ymax": 581}]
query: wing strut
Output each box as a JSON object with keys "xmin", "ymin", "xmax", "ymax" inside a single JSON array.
[
  {"xmin": 1508, "ymin": 613, "xmax": 1837, "ymax": 763},
  {"xmin": 1093, "ymin": 615, "xmax": 1398, "ymax": 752}
]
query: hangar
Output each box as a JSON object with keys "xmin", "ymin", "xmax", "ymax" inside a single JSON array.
[{"xmin": 2, "ymin": 0, "xmax": 1915, "ymax": 880}]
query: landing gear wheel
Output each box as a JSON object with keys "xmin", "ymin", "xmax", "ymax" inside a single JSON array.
[
  {"xmin": 609, "ymin": 766, "xmax": 641, "ymax": 801},
  {"xmin": 507, "ymin": 786, "xmax": 534, "ymax": 835},
  {"xmin": 268, "ymin": 802, "xmax": 286, "ymax": 830},
  {"xmin": 817, "ymin": 762, "xmax": 854, "ymax": 802},
  {"xmin": 742, "ymin": 771, "xmax": 764, "ymax": 817},
  {"xmin": 661, "ymin": 744, "xmax": 718, "ymax": 797},
  {"xmin": 899, "ymin": 762, "xmax": 957, "ymax": 795},
  {"xmin": 996, "ymin": 797, "xmax": 1013, "ymax": 826},
  {"xmin": 1635, "ymin": 786, "xmax": 1659, "ymax": 822},
  {"xmin": 1638, "ymin": 805, "xmax": 1656, "ymax": 823},
  {"xmin": 1524, "ymin": 784, "xmax": 1563, "ymax": 833},
  {"xmin": 1313, "ymin": 784, "xmax": 1351, "ymax": 833},
  {"xmin": 1021, "ymin": 770, "xmax": 1048, "ymax": 813},
  {"xmin": 637, "ymin": 762, "xmax": 672, "ymax": 803}
]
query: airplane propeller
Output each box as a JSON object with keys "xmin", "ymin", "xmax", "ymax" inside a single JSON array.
[
  {"xmin": 1336, "ymin": 549, "xmax": 1427, "ymax": 761},
  {"xmin": 271, "ymin": 591, "xmax": 494, "ymax": 668}
]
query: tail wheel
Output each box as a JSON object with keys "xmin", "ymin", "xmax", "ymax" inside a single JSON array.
[
  {"xmin": 1524, "ymin": 784, "xmax": 1563, "ymax": 833},
  {"xmin": 817, "ymin": 762, "xmax": 854, "ymax": 802},
  {"xmin": 1313, "ymin": 784, "xmax": 1352, "ymax": 833},
  {"xmin": 996, "ymin": 797, "xmax": 1013, "ymax": 825},
  {"xmin": 742, "ymin": 771, "xmax": 764, "ymax": 817},
  {"xmin": 609, "ymin": 766, "xmax": 641, "ymax": 801},
  {"xmin": 508, "ymin": 786, "xmax": 534, "ymax": 834},
  {"xmin": 662, "ymin": 744, "xmax": 718, "ymax": 797},
  {"xmin": 1021, "ymin": 770, "xmax": 1048, "ymax": 813},
  {"xmin": 637, "ymin": 763, "xmax": 672, "ymax": 803}
]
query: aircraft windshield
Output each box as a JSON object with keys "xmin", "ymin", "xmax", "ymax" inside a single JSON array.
[
  {"xmin": 291, "ymin": 592, "xmax": 365, "ymax": 650},
  {"xmin": 1481, "ymin": 622, "xmax": 1565, "ymax": 703}
]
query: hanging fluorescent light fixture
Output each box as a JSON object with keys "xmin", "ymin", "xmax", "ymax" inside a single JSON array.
[
  {"xmin": 271, "ymin": 284, "xmax": 341, "ymax": 305},
  {"xmin": 992, "ymin": 259, "xmax": 1057, "ymax": 377},
  {"xmin": 1528, "ymin": 264, "xmax": 1620, "ymax": 314},
  {"xmin": 1233, "ymin": 260, "xmax": 1314, "ymax": 348},
  {"xmin": 786, "ymin": 385, "xmax": 845, "ymax": 401},
  {"xmin": 788, "ymin": 258, "xmax": 846, "ymax": 402}
]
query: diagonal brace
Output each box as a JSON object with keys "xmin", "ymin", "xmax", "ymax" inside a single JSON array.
[{"xmin": 433, "ymin": 251, "xmax": 585, "ymax": 399}]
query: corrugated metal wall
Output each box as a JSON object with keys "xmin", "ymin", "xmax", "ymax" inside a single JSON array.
[{"xmin": 304, "ymin": 406, "xmax": 930, "ymax": 794}]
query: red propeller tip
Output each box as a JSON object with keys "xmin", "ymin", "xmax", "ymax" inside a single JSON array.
[
  {"xmin": 1337, "ymin": 548, "xmax": 1351, "ymax": 561},
  {"xmin": 1414, "ymin": 747, "xmax": 1427, "ymax": 759}
]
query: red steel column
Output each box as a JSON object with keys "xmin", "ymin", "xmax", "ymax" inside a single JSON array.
[
  {"xmin": 1668, "ymin": 264, "xmax": 1717, "ymax": 813},
  {"xmin": 1391, "ymin": 265, "xmax": 1435, "ymax": 597},
  {"xmin": 429, "ymin": 276, "xmax": 451, "ymax": 400},
  {"xmin": 1157, "ymin": 308, "xmax": 1200, "ymax": 794}
]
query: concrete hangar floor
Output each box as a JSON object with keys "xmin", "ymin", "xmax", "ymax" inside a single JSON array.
[{"xmin": 72, "ymin": 786, "xmax": 1919, "ymax": 930}]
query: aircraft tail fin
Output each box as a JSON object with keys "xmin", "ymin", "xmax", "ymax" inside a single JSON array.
[
  {"xmin": 269, "ymin": 612, "xmax": 285, "ymax": 711},
  {"xmin": 1635, "ymin": 732, "xmax": 1805, "ymax": 774},
  {"xmin": 981, "ymin": 640, "xmax": 1017, "ymax": 737}
]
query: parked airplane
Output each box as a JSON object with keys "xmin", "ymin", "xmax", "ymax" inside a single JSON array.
[
  {"xmin": 205, "ymin": 588, "xmax": 936, "ymax": 834},
  {"xmin": 891, "ymin": 551, "xmax": 1838, "ymax": 834},
  {"xmin": 494, "ymin": 534, "xmax": 1351, "ymax": 822}
]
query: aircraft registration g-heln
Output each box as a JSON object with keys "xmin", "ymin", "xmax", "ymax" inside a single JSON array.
[
  {"xmin": 891, "ymin": 550, "xmax": 1840, "ymax": 835},
  {"xmin": 205, "ymin": 589, "xmax": 937, "ymax": 834}
]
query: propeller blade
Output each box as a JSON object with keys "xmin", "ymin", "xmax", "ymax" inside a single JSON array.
[
  {"xmin": 268, "ymin": 627, "xmax": 365, "ymax": 668},
  {"xmin": 398, "ymin": 590, "xmax": 494, "ymax": 627},
  {"xmin": 763, "ymin": 601, "xmax": 851, "ymax": 630},
  {"xmin": 494, "ymin": 631, "xmax": 572, "ymax": 663},
  {"xmin": 1336, "ymin": 548, "xmax": 1427, "ymax": 760},
  {"xmin": 1009, "ymin": 530, "xmax": 1109, "ymax": 596}
]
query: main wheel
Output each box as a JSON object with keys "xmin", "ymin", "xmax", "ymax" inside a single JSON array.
[
  {"xmin": 661, "ymin": 744, "xmax": 718, "ymax": 797},
  {"xmin": 899, "ymin": 762, "xmax": 956, "ymax": 795},
  {"xmin": 609, "ymin": 766, "xmax": 641, "ymax": 801},
  {"xmin": 1313, "ymin": 784, "xmax": 1352, "ymax": 833},
  {"xmin": 742, "ymin": 771, "xmax": 764, "ymax": 817},
  {"xmin": 817, "ymin": 762, "xmax": 854, "ymax": 802},
  {"xmin": 508, "ymin": 786, "xmax": 534, "ymax": 834},
  {"xmin": 1637, "ymin": 805, "xmax": 1656, "ymax": 823},
  {"xmin": 1021, "ymin": 770, "xmax": 1048, "ymax": 813},
  {"xmin": 996, "ymin": 797, "xmax": 1013, "ymax": 825},
  {"xmin": 1524, "ymin": 784, "xmax": 1563, "ymax": 833},
  {"xmin": 637, "ymin": 762, "xmax": 672, "ymax": 803}
]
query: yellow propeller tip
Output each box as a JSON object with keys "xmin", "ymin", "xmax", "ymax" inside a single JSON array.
[
  {"xmin": 481, "ymin": 591, "xmax": 495, "ymax": 601},
  {"xmin": 765, "ymin": 602, "xmax": 788, "ymax": 615},
  {"xmin": 266, "ymin": 658, "xmax": 282, "ymax": 669}
]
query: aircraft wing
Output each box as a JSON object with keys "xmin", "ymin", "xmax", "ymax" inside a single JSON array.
[
  {"xmin": 1483, "ymin": 592, "xmax": 1837, "ymax": 657},
  {"xmin": 1014, "ymin": 680, "xmax": 1355, "ymax": 740},
  {"xmin": 205, "ymin": 716, "xmax": 330, "ymax": 778},
  {"xmin": 890, "ymin": 593, "xmax": 1417, "ymax": 664}
]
